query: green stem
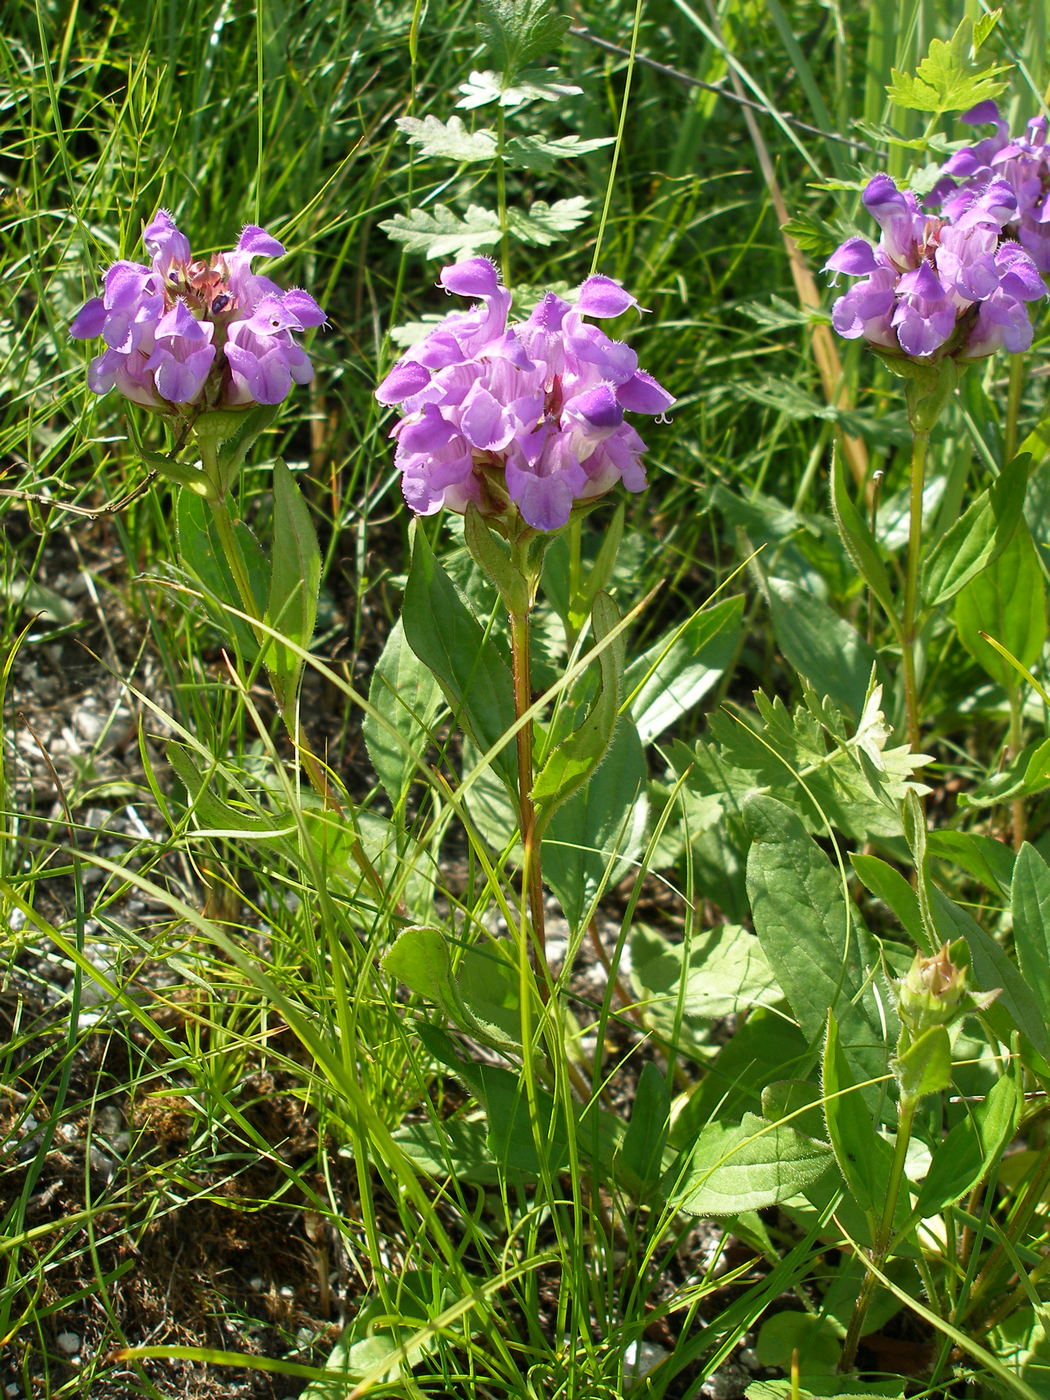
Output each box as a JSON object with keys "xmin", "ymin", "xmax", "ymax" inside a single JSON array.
[
  {"xmin": 839, "ymin": 1091, "xmax": 918, "ymax": 1371},
  {"xmin": 901, "ymin": 428, "xmax": 928, "ymax": 752},
  {"xmin": 495, "ymin": 107, "xmax": 510, "ymax": 284},
  {"xmin": 1004, "ymin": 353, "xmax": 1026, "ymax": 467},
  {"xmin": 509, "ymin": 603, "xmax": 547, "ymax": 991}
]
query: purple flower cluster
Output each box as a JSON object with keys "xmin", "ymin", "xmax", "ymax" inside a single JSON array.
[
  {"xmin": 932, "ymin": 101, "xmax": 1050, "ymax": 273},
  {"xmin": 71, "ymin": 211, "xmax": 326, "ymax": 412},
  {"xmin": 375, "ymin": 258, "xmax": 674, "ymax": 532},
  {"xmin": 825, "ymin": 174, "xmax": 1045, "ymax": 360}
]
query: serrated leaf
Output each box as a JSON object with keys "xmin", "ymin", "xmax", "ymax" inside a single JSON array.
[
  {"xmin": 886, "ymin": 18, "xmax": 1010, "ymax": 114},
  {"xmin": 395, "ymin": 114, "xmax": 499, "ymax": 163},
  {"xmin": 506, "ymin": 197, "xmax": 590, "ymax": 247},
  {"xmin": 503, "ymin": 132, "xmax": 614, "ymax": 172},
  {"xmin": 456, "ymin": 67, "xmax": 582, "ymax": 111},
  {"xmin": 380, "ymin": 202, "xmax": 502, "ymax": 259},
  {"xmin": 478, "ymin": 0, "xmax": 570, "ymax": 76}
]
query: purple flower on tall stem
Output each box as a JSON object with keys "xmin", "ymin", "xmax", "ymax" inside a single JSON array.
[
  {"xmin": 375, "ymin": 258, "xmax": 674, "ymax": 532},
  {"xmin": 824, "ymin": 173, "xmax": 1046, "ymax": 360},
  {"xmin": 71, "ymin": 211, "xmax": 326, "ymax": 414}
]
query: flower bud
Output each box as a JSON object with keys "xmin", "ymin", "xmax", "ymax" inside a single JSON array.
[{"xmin": 897, "ymin": 939, "xmax": 970, "ymax": 1034}]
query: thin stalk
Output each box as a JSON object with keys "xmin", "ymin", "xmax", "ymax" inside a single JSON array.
[
  {"xmin": 901, "ymin": 428, "xmax": 929, "ymax": 752},
  {"xmin": 509, "ymin": 604, "xmax": 547, "ymax": 986},
  {"xmin": 1007, "ymin": 682, "xmax": 1026, "ymax": 850},
  {"xmin": 495, "ymin": 107, "xmax": 510, "ymax": 284},
  {"xmin": 839, "ymin": 1091, "xmax": 919, "ymax": 1371},
  {"xmin": 1004, "ymin": 353, "xmax": 1025, "ymax": 466}
]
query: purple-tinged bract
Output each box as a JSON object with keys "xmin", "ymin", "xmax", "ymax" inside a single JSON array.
[
  {"xmin": 71, "ymin": 211, "xmax": 326, "ymax": 413},
  {"xmin": 823, "ymin": 173, "xmax": 1046, "ymax": 361},
  {"xmin": 375, "ymin": 258, "xmax": 674, "ymax": 532}
]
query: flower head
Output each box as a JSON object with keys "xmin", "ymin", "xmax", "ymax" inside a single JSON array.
[
  {"xmin": 71, "ymin": 212, "xmax": 326, "ymax": 414},
  {"xmin": 931, "ymin": 101, "xmax": 1050, "ymax": 273},
  {"xmin": 824, "ymin": 173, "xmax": 1046, "ymax": 361},
  {"xmin": 375, "ymin": 258, "xmax": 674, "ymax": 532}
]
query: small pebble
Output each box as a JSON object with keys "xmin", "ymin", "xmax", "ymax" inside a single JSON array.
[
  {"xmin": 250, "ymin": 1276, "xmax": 266, "ymax": 1292},
  {"xmin": 56, "ymin": 1331, "xmax": 81, "ymax": 1355},
  {"xmin": 278, "ymin": 1284, "xmax": 294, "ymax": 1299}
]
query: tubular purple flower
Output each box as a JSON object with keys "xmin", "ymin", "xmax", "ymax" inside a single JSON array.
[
  {"xmin": 375, "ymin": 258, "xmax": 673, "ymax": 532},
  {"xmin": 823, "ymin": 174, "xmax": 1046, "ymax": 362},
  {"xmin": 71, "ymin": 210, "xmax": 326, "ymax": 415}
]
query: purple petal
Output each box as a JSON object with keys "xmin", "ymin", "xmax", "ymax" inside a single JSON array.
[
  {"xmin": 375, "ymin": 359, "xmax": 432, "ymax": 404},
  {"xmin": 615, "ymin": 370, "xmax": 674, "ymax": 415},
  {"xmin": 574, "ymin": 275, "xmax": 638, "ymax": 318},
  {"xmin": 825, "ymin": 238, "xmax": 880, "ymax": 277},
  {"xmin": 281, "ymin": 288, "xmax": 327, "ymax": 327},
  {"xmin": 237, "ymin": 225, "xmax": 285, "ymax": 258},
  {"xmin": 70, "ymin": 298, "xmax": 107, "ymax": 339},
  {"xmin": 439, "ymin": 258, "xmax": 501, "ymax": 299}
]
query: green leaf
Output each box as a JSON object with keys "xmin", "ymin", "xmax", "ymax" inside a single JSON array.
[
  {"xmin": 911, "ymin": 1071, "xmax": 1020, "ymax": 1220},
  {"xmin": 506, "ymin": 197, "xmax": 590, "ymax": 247},
  {"xmin": 395, "ymin": 114, "xmax": 499, "ymax": 163},
  {"xmin": 542, "ymin": 717, "xmax": 647, "ymax": 927},
  {"xmin": 402, "ymin": 525, "xmax": 517, "ymax": 791},
  {"xmin": 850, "ymin": 853, "xmax": 925, "ymax": 946},
  {"xmin": 822, "ymin": 1014, "xmax": 893, "ymax": 1217},
  {"xmin": 766, "ymin": 577, "xmax": 880, "ymax": 718},
  {"xmin": 533, "ymin": 591, "xmax": 623, "ymax": 809},
  {"xmin": 1010, "ymin": 843, "xmax": 1050, "ymax": 1014},
  {"xmin": 756, "ymin": 1312, "xmax": 842, "ymax": 1374},
  {"xmin": 931, "ymin": 887, "xmax": 1050, "ymax": 1062},
  {"xmin": 503, "ymin": 132, "xmax": 614, "ymax": 172},
  {"xmin": 624, "ymin": 595, "xmax": 744, "ymax": 745},
  {"xmin": 175, "ymin": 490, "xmax": 266, "ymax": 660},
  {"xmin": 922, "ymin": 461, "xmax": 1027, "ymax": 608},
  {"xmin": 745, "ymin": 795, "xmax": 893, "ymax": 1093},
  {"xmin": 672, "ymin": 1010, "xmax": 811, "ymax": 1138},
  {"xmin": 267, "ymin": 458, "xmax": 321, "ymax": 706},
  {"xmin": 830, "ymin": 448, "xmax": 896, "ymax": 623},
  {"xmin": 380, "ymin": 203, "xmax": 502, "ymax": 259},
  {"xmin": 893, "ymin": 1024, "xmax": 952, "ymax": 1098},
  {"xmin": 954, "ymin": 521, "xmax": 1046, "ymax": 686},
  {"xmin": 886, "ymin": 17, "xmax": 1010, "ymax": 114},
  {"xmin": 957, "ymin": 737, "xmax": 1050, "ymax": 809},
  {"xmin": 478, "ymin": 0, "xmax": 570, "ymax": 76},
  {"xmin": 618, "ymin": 1062, "xmax": 670, "ymax": 1198},
  {"xmin": 364, "ymin": 618, "xmax": 446, "ymax": 806},
  {"xmin": 382, "ymin": 925, "xmax": 523, "ymax": 1053},
  {"xmin": 925, "ymin": 829, "xmax": 1015, "ymax": 894},
  {"xmin": 677, "ymin": 1111, "xmax": 833, "ymax": 1216},
  {"xmin": 392, "ymin": 1114, "xmax": 498, "ymax": 1185},
  {"xmin": 630, "ymin": 922, "xmax": 781, "ymax": 1035}
]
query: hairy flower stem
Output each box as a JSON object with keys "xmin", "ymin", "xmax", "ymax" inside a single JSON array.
[
  {"xmin": 509, "ymin": 604, "xmax": 548, "ymax": 993},
  {"xmin": 901, "ymin": 428, "xmax": 929, "ymax": 753},
  {"xmin": 839, "ymin": 1091, "xmax": 919, "ymax": 1371}
]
